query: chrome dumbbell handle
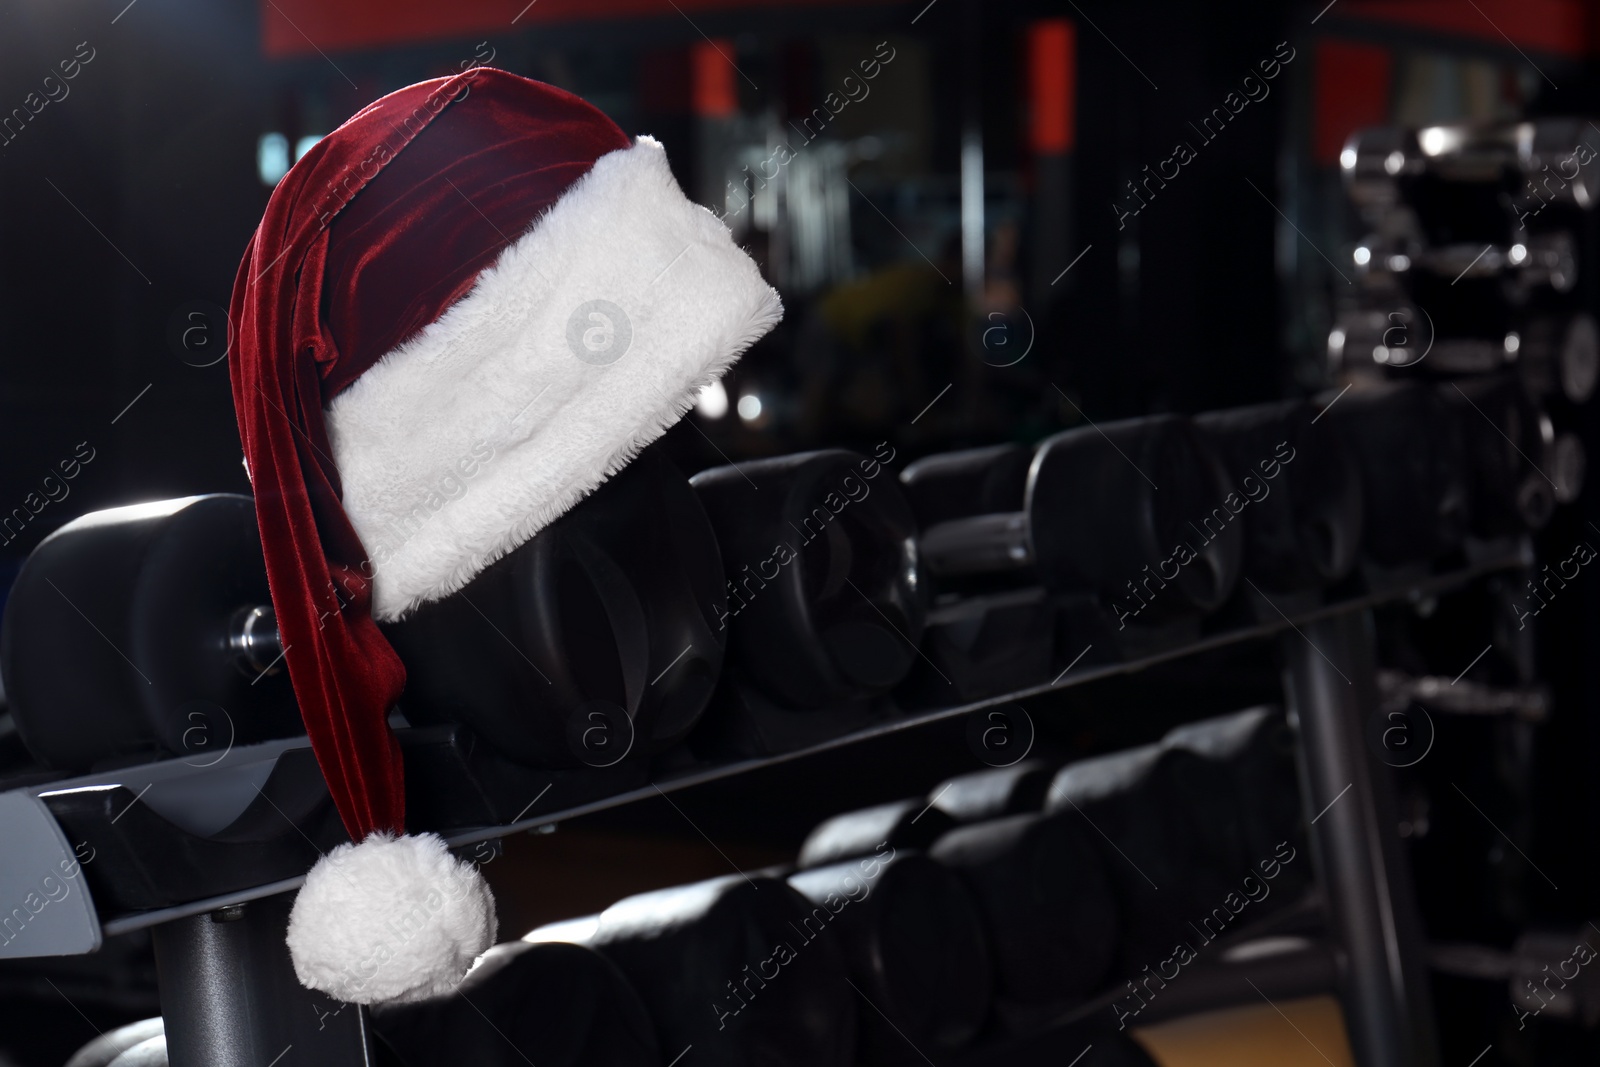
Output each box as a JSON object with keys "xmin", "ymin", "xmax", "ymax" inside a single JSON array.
[{"xmin": 228, "ymin": 605, "xmax": 285, "ymax": 679}]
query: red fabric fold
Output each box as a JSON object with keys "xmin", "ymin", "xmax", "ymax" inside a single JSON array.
[{"xmin": 228, "ymin": 68, "xmax": 628, "ymax": 840}]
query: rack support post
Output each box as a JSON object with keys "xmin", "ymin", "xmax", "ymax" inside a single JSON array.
[
  {"xmin": 152, "ymin": 891, "xmax": 373, "ymax": 1067},
  {"xmin": 1283, "ymin": 609, "xmax": 1439, "ymax": 1067}
]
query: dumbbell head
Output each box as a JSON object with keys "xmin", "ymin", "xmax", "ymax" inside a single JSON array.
[
  {"xmin": 1520, "ymin": 119, "xmax": 1600, "ymax": 209},
  {"xmin": 930, "ymin": 812, "xmax": 1117, "ymax": 1005},
  {"xmin": 1164, "ymin": 707, "xmax": 1309, "ymax": 893},
  {"xmin": 1521, "ymin": 312, "xmax": 1600, "ymax": 405},
  {"xmin": 789, "ymin": 850, "xmax": 992, "ymax": 1055},
  {"xmin": 692, "ymin": 449, "xmax": 924, "ymax": 709},
  {"xmin": 1322, "ymin": 382, "xmax": 1470, "ymax": 566},
  {"xmin": 899, "ymin": 443, "xmax": 1033, "ymax": 527},
  {"xmin": 65, "ymin": 1018, "xmax": 167, "ymax": 1067},
  {"xmin": 383, "ymin": 447, "xmax": 725, "ymax": 767},
  {"xmin": 0, "ymin": 494, "xmax": 300, "ymax": 771},
  {"xmin": 105, "ymin": 1039, "xmax": 167, "ymax": 1067},
  {"xmin": 371, "ymin": 940, "xmax": 659, "ymax": 1067},
  {"xmin": 1449, "ymin": 377, "xmax": 1562, "ymax": 537},
  {"xmin": 797, "ymin": 797, "xmax": 955, "ymax": 869},
  {"xmin": 1027, "ymin": 415, "xmax": 1243, "ymax": 615},
  {"xmin": 1340, "ymin": 126, "xmax": 1424, "ymax": 217},
  {"xmin": 927, "ymin": 760, "xmax": 1059, "ymax": 824},
  {"xmin": 583, "ymin": 874, "xmax": 855, "ymax": 1067},
  {"xmin": 1196, "ymin": 400, "xmax": 1363, "ymax": 591}
]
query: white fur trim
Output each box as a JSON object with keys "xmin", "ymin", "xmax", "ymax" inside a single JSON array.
[
  {"xmin": 326, "ymin": 136, "xmax": 783, "ymax": 621},
  {"xmin": 286, "ymin": 832, "xmax": 496, "ymax": 1005}
]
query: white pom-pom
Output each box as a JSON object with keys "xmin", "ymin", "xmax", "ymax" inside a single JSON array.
[{"xmin": 286, "ymin": 832, "xmax": 496, "ymax": 1005}]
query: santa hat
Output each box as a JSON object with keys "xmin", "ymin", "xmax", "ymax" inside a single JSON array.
[{"xmin": 229, "ymin": 67, "xmax": 781, "ymax": 1003}]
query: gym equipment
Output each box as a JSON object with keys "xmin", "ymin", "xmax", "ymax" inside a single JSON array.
[
  {"xmin": 899, "ymin": 443, "xmax": 1033, "ymax": 535},
  {"xmin": 789, "ymin": 850, "xmax": 992, "ymax": 1059},
  {"xmin": 797, "ymin": 797, "xmax": 956, "ymax": 869},
  {"xmin": 106, "ymin": 1039, "xmax": 167, "ymax": 1067},
  {"xmin": 926, "ymin": 760, "xmax": 1060, "ymax": 824},
  {"xmin": 65, "ymin": 1018, "xmax": 167, "ymax": 1067},
  {"xmin": 1046, "ymin": 744, "xmax": 1240, "ymax": 970},
  {"xmin": 2, "ymin": 446, "xmax": 723, "ymax": 774},
  {"xmin": 563, "ymin": 874, "xmax": 855, "ymax": 1067},
  {"xmin": 1431, "ymin": 924, "xmax": 1600, "ymax": 1028},
  {"xmin": 1341, "ymin": 119, "xmax": 1600, "ymax": 225},
  {"xmin": 913, "ymin": 416, "xmax": 1243, "ymax": 619},
  {"xmin": 1162, "ymin": 707, "xmax": 1311, "ymax": 903},
  {"xmin": 385, "ymin": 447, "xmax": 725, "ymax": 766},
  {"xmin": 0, "ymin": 495, "xmax": 299, "ymax": 771},
  {"xmin": 1445, "ymin": 376, "xmax": 1571, "ymax": 536},
  {"xmin": 1195, "ymin": 400, "xmax": 1364, "ymax": 593},
  {"xmin": 691, "ymin": 449, "xmax": 924, "ymax": 710},
  {"xmin": 1319, "ymin": 382, "xmax": 1470, "ymax": 569},
  {"xmin": 929, "ymin": 813, "xmax": 1117, "ymax": 1021},
  {"xmin": 1519, "ymin": 312, "xmax": 1600, "ymax": 405},
  {"xmin": 371, "ymin": 940, "xmax": 660, "ymax": 1066}
]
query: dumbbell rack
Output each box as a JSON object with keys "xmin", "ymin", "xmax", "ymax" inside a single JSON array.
[{"xmin": 0, "ymin": 544, "xmax": 1530, "ymax": 1066}]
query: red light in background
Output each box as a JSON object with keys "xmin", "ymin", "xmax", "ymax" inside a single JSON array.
[{"xmin": 1027, "ymin": 19, "xmax": 1075, "ymax": 156}]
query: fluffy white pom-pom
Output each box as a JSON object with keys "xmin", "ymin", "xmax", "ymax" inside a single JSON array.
[{"xmin": 286, "ymin": 832, "xmax": 496, "ymax": 1005}]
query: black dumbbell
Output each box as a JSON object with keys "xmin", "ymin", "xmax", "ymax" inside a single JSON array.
[
  {"xmin": 690, "ymin": 449, "xmax": 924, "ymax": 709},
  {"xmin": 5, "ymin": 447, "xmax": 723, "ymax": 774},
  {"xmin": 541, "ymin": 875, "xmax": 855, "ymax": 1067},
  {"xmin": 0, "ymin": 494, "xmax": 300, "ymax": 771},
  {"xmin": 1343, "ymin": 120, "xmax": 1598, "ymax": 230},
  {"xmin": 371, "ymin": 940, "xmax": 659, "ymax": 1066},
  {"xmin": 385, "ymin": 446, "xmax": 725, "ymax": 766},
  {"xmin": 1163, "ymin": 706, "xmax": 1309, "ymax": 901},
  {"xmin": 929, "ymin": 812, "xmax": 1117, "ymax": 1019},
  {"xmin": 899, "ymin": 443, "xmax": 1033, "ymax": 531},
  {"xmin": 65, "ymin": 1018, "xmax": 167, "ymax": 1067},
  {"xmin": 789, "ymin": 850, "xmax": 992, "ymax": 1059},
  {"xmin": 1320, "ymin": 381, "xmax": 1470, "ymax": 567},
  {"xmin": 1195, "ymin": 400, "xmax": 1364, "ymax": 592},
  {"xmin": 105, "ymin": 1040, "xmax": 167, "ymax": 1067},
  {"xmin": 926, "ymin": 760, "xmax": 1060, "ymax": 825},
  {"xmin": 908, "ymin": 416, "xmax": 1243, "ymax": 620},
  {"xmin": 1029, "ymin": 416, "xmax": 1244, "ymax": 618},
  {"xmin": 1445, "ymin": 376, "xmax": 1563, "ymax": 537},
  {"xmin": 797, "ymin": 798, "xmax": 956, "ymax": 869},
  {"xmin": 1045, "ymin": 744, "xmax": 1220, "ymax": 969},
  {"xmin": 1520, "ymin": 311, "xmax": 1600, "ymax": 405}
]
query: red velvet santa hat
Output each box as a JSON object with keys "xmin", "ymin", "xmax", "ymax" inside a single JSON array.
[{"xmin": 229, "ymin": 67, "xmax": 781, "ymax": 1003}]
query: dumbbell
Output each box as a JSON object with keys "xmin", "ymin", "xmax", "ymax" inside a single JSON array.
[
  {"xmin": 1330, "ymin": 303, "xmax": 1600, "ymax": 409},
  {"xmin": 1194, "ymin": 400, "xmax": 1363, "ymax": 592},
  {"xmin": 926, "ymin": 760, "xmax": 1060, "ymax": 825},
  {"xmin": 1319, "ymin": 381, "xmax": 1470, "ymax": 567},
  {"xmin": 1520, "ymin": 312, "xmax": 1600, "ymax": 405},
  {"xmin": 371, "ymin": 940, "xmax": 659, "ymax": 1066},
  {"xmin": 4, "ymin": 446, "xmax": 723, "ymax": 773},
  {"xmin": 1342, "ymin": 120, "xmax": 1599, "ymax": 226},
  {"xmin": 907, "ymin": 415, "xmax": 1243, "ymax": 620},
  {"xmin": 386, "ymin": 446, "xmax": 726, "ymax": 766},
  {"xmin": 1045, "ymin": 744, "xmax": 1235, "ymax": 969},
  {"xmin": 65, "ymin": 1018, "xmax": 167, "ymax": 1067},
  {"xmin": 532, "ymin": 875, "xmax": 854, "ymax": 1067},
  {"xmin": 1446, "ymin": 376, "xmax": 1577, "ymax": 537},
  {"xmin": 0, "ymin": 494, "xmax": 300, "ymax": 771},
  {"xmin": 1162, "ymin": 707, "xmax": 1310, "ymax": 902},
  {"xmin": 929, "ymin": 812, "xmax": 1117, "ymax": 1019},
  {"xmin": 1352, "ymin": 231, "xmax": 1577, "ymax": 301},
  {"xmin": 789, "ymin": 850, "xmax": 992, "ymax": 1059},
  {"xmin": 690, "ymin": 449, "xmax": 924, "ymax": 709},
  {"xmin": 106, "ymin": 1041, "xmax": 166, "ymax": 1067},
  {"xmin": 796, "ymin": 797, "xmax": 955, "ymax": 869}
]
